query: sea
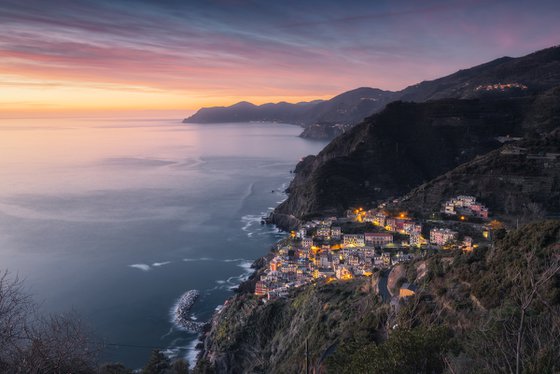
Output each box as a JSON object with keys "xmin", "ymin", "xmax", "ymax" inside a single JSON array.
[{"xmin": 0, "ymin": 115, "xmax": 327, "ymax": 368}]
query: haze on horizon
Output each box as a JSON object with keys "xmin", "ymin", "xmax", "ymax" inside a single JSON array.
[{"xmin": 1, "ymin": 0, "xmax": 559, "ymax": 115}]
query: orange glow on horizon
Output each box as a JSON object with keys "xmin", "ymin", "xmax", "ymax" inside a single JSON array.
[{"xmin": 0, "ymin": 75, "xmax": 334, "ymax": 115}]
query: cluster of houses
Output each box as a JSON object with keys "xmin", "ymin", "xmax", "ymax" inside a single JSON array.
[
  {"xmin": 255, "ymin": 196, "xmax": 488, "ymax": 299},
  {"xmin": 442, "ymin": 195, "xmax": 489, "ymax": 219},
  {"xmin": 255, "ymin": 217, "xmax": 412, "ymax": 299},
  {"xmin": 474, "ymin": 82, "xmax": 528, "ymax": 92}
]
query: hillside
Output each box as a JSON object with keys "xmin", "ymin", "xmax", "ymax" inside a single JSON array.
[
  {"xmin": 400, "ymin": 46, "xmax": 560, "ymax": 102},
  {"xmin": 394, "ymin": 128, "xmax": 560, "ymax": 225},
  {"xmin": 194, "ymin": 220, "xmax": 560, "ymax": 373}
]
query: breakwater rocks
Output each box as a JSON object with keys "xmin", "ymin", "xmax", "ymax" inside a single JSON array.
[{"xmin": 172, "ymin": 290, "xmax": 206, "ymax": 333}]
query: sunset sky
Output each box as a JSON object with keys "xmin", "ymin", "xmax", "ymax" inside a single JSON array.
[{"xmin": 1, "ymin": 0, "xmax": 559, "ymax": 115}]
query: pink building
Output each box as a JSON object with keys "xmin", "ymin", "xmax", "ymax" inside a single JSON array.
[{"xmin": 430, "ymin": 228, "xmax": 458, "ymax": 246}]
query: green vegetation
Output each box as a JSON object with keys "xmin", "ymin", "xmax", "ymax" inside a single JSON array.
[
  {"xmin": 327, "ymin": 327, "xmax": 452, "ymax": 374},
  {"xmin": 195, "ymin": 277, "xmax": 388, "ymax": 373},
  {"xmin": 141, "ymin": 350, "xmax": 189, "ymax": 374}
]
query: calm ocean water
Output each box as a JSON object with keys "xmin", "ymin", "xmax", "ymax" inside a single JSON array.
[{"xmin": 0, "ymin": 117, "xmax": 327, "ymax": 368}]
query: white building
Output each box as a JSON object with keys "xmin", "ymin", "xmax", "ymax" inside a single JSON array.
[{"xmin": 343, "ymin": 234, "xmax": 365, "ymax": 247}]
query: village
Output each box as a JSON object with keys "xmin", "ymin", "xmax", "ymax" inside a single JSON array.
[{"xmin": 255, "ymin": 195, "xmax": 495, "ymax": 299}]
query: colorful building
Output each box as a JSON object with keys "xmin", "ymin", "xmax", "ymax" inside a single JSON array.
[
  {"xmin": 430, "ymin": 228, "xmax": 458, "ymax": 246},
  {"xmin": 330, "ymin": 226, "xmax": 342, "ymax": 239},
  {"xmin": 255, "ymin": 281, "xmax": 268, "ymax": 297},
  {"xmin": 343, "ymin": 234, "xmax": 365, "ymax": 247},
  {"xmin": 399, "ymin": 283, "xmax": 416, "ymax": 298},
  {"xmin": 364, "ymin": 232, "xmax": 393, "ymax": 246},
  {"xmin": 442, "ymin": 195, "xmax": 489, "ymax": 219}
]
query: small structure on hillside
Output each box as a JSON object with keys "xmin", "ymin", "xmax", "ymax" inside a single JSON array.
[
  {"xmin": 430, "ymin": 228, "xmax": 458, "ymax": 246},
  {"xmin": 442, "ymin": 195, "xmax": 489, "ymax": 219},
  {"xmin": 399, "ymin": 283, "xmax": 416, "ymax": 298}
]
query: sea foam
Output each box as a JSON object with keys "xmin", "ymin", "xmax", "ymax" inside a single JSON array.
[{"xmin": 129, "ymin": 263, "xmax": 151, "ymax": 271}]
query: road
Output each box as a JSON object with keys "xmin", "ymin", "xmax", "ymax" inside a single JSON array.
[{"xmin": 377, "ymin": 268, "xmax": 392, "ymax": 303}]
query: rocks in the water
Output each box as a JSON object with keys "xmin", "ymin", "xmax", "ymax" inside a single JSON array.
[{"xmin": 173, "ymin": 290, "xmax": 205, "ymax": 333}]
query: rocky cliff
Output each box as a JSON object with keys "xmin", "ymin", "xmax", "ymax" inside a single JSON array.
[
  {"xmin": 298, "ymin": 123, "xmax": 352, "ymax": 140},
  {"xmin": 195, "ymin": 276, "xmax": 383, "ymax": 373}
]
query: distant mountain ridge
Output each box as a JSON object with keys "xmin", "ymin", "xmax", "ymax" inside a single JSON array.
[
  {"xmin": 184, "ymin": 46, "xmax": 560, "ymax": 136},
  {"xmin": 183, "ymin": 87, "xmax": 395, "ymax": 128}
]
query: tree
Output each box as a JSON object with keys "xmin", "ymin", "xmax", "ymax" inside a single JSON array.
[
  {"xmin": 510, "ymin": 252, "xmax": 560, "ymax": 374},
  {"xmin": 331, "ymin": 327, "xmax": 451, "ymax": 374},
  {"xmin": 0, "ymin": 270, "xmax": 30, "ymax": 371},
  {"xmin": 99, "ymin": 363, "xmax": 133, "ymax": 374},
  {"xmin": 143, "ymin": 350, "xmax": 171, "ymax": 374},
  {"xmin": 0, "ymin": 270, "xmax": 98, "ymax": 373},
  {"xmin": 172, "ymin": 359, "xmax": 189, "ymax": 374},
  {"xmin": 463, "ymin": 250, "xmax": 560, "ymax": 373}
]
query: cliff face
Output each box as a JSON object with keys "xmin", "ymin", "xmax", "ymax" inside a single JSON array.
[
  {"xmin": 195, "ymin": 221, "xmax": 560, "ymax": 373},
  {"xmin": 298, "ymin": 123, "xmax": 351, "ymax": 140},
  {"xmin": 196, "ymin": 277, "xmax": 384, "ymax": 374},
  {"xmin": 275, "ymin": 97, "xmax": 542, "ymax": 222}
]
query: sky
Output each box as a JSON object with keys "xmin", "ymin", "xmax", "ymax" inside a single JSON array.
[{"xmin": 1, "ymin": 0, "xmax": 559, "ymax": 114}]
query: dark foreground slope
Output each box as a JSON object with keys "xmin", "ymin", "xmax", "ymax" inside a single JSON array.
[{"xmin": 194, "ymin": 221, "xmax": 560, "ymax": 374}]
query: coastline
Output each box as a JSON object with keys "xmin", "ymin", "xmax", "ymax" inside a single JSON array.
[
  {"xmin": 193, "ymin": 247, "xmax": 277, "ymax": 364},
  {"xmin": 190, "ymin": 237, "xmax": 285, "ymax": 369}
]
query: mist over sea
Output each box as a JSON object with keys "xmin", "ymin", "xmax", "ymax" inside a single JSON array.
[{"xmin": 0, "ymin": 117, "xmax": 327, "ymax": 368}]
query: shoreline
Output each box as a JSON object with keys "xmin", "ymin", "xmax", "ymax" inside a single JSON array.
[{"xmin": 192, "ymin": 240, "xmax": 281, "ymax": 366}]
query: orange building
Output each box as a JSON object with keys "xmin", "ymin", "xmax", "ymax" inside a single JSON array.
[{"xmin": 399, "ymin": 283, "xmax": 416, "ymax": 298}]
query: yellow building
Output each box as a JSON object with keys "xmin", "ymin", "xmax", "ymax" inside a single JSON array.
[{"xmin": 399, "ymin": 283, "xmax": 416, "ymax": 298}]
